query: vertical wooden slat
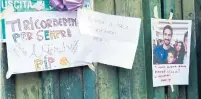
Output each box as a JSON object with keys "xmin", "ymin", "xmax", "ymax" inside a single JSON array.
[
  {"xmin": 131, "ymin": 28, "xmax": 147, "ymax": 99},
  {"xmin": 115, "ymin": 0, "xmax": 147, "ymax": 99},
  {"xmin": 15, "ymin": 73, "xmax": 42, "ymax": 99},
  {"xmin": 83, "ymin": 66, "xmax": 96, "ymax": 99},
  {"xmin": 163, "ymin": 0, "xmax": 181, "ymax": 98},
  {"xmin": 0, "ymin": 44, "xmax": 16, "ymax": 99},
  {"xmin": 142, "ymin": 0, "xmax": 166, "ymax": 99},
  {"xmin": 40, "ymin": 0, "xmax": 60, "ymax": 99},
  {"xmin": 13, "ymin": 0, "xmax": 42, "ymax": 99},
  {"xmin": 114, "ymin": 1, "xmax": 134, "ymax": 99},
  {"xmin": 95, "ymin": 64, "xmax": 119, "ymax": 99},
  {"xmin": 1, "ymin": 0, "xmax": 15, "ymax": 99},
  {"xmin": 194, "ymin": 0, "xmax": 201, "ymax": 98},
  {"xmin": 182, "ymin": 0, "xmax": 199, "ymax": 99},
  {"xmin": 59, "ymin": 67, "xmax": 83, "ymax": 99},
  {"xmin": 82, "ymin": 1, "xmax": 96, "ymax": 99},
  {"xmin": 175, "ymin": 0, "xmax": 187, "ymax": 99},
  {"xmin": 94, "ymin": 0, "xmax": 119, "ymax": 99},
  {"xmin": 42, "ymin": 71, "xmax": 60, "ymax": 99}
]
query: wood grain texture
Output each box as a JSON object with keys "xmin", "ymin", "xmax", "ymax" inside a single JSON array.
[
  {"xmin": 115, "ymin": 0, "xmax": 147, "ymax": 99},
  {"xmin": 94, "ymin": 0, "xmax": 119, "ymax": 99},
  {"xmin": 142, "ymin": 0, "xmax": 166, "ymax": 99},
  {"xmin": 163, "ymin": 0, "xmax": 180, "ymax": 98},
  {"xmin": 0, "ymin": 44, "xmax": 16, "ymax": 99},
  {"xmin": 40, "ymin": 0, "xmax": 60, "ymax": 99},
  {"xmin": 175, "ymin": 1, "xmax": 187, "ymax": 98},
  {"xmin": 182, "ymin": 0, "xmax": 199, "ymax": 99},
  {"xmin": 115, "ymin": 0, "xmax": 136, "ymax": 99},
  {"xmin": 83, "ymin": 66, "xmax": 96, "ymax": 99},
  {"xmin": 194, "ymin": 0, "xmax": 201, "ymax": 98},
  {"xmin": 15, "ymin": 73, "xmax": 42, "ymax": 99},
  {"xmin": 13, "ymin": 0, "xmax": 43, "ymax": 99},
  {"xmin": 59, "ymin": 67, "xmax": 83, "ymax": 99},
  {"xmin": 95, "ymin": 64, "xmax": 119, "ymax": 99},
  {"xmin": 131, "ymin": 27, "xmax": 147, "ymax": 99},
  {"xmin": 1, "ymin": 1, "xmax": 15, "ymax": 99},
  {"xmin": 42, "ymin": 71, "xmax": 60, "ymax": 99}
]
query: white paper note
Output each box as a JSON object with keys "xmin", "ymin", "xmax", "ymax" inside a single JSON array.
[
  {"xmin": 151, "ymin": 18, "xmax": 192, "ymax": 87},
  {"xmin": 76, "ymin": 9, "xmax": 141, "ymax": 69},
  {"xmin": 5, "ymin": 11, "xmax": 89, "ymax": 79}
]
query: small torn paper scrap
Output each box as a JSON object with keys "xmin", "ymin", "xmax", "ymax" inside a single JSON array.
[{"xmin": 76, "ymin": 9, "xmax": 141, "ymax": 69}]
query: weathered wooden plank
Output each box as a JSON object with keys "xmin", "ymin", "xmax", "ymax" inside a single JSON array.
[
  {"xmin": 0, "ymin": 44, "xmax": 16, "ymax": 99},
  {"xmin": 142, "ymin": 0, "xmax": 166, "ymax": 99},
  {"xmin": 163, "ymin": 0, "xmax": 175, "ymax": 19},
  {"xmin": 1, "ymin": 1, "xmax": 15, "ymax": 99},
  {"xmin": 131, "ymin": 28, "xmax": 147, "ymax": 99},
  {"xmin": 174, "ymin": 0, "xmax": 182, "ymax": 19},
  {"xmin": 114, "ymin": 1, "xmax": 135, "ymax": 99},
  {"xmin": 168, "ymin": 85, "xmax": 179, "ymax": 99},
  {"xmin": 115, "ymin": 0, "xmax": 147, "ymax": 99},
  {"xmin": 179, "ymin": 86, "xmax": 186, "ymax": 99},
  {"xmin": 175, "ymin": 1, "xmax": 187, "ymax": 98},
  {"xmin": 182, "ymin": 0, "xmax": 199, "ymax": 99},
  {"xmin": 39, "ymin": 0, "xmax": 60, "ymax": 99},
  {"xmin": 12, "ymin": 0, "xmax": 43, "ymax": 99},
  {"xmin": 59, "ymin": 67, "xmax": 83, "ymax": 99},
  {"xmin": 163, "ymin": 0, "xmax": 181, "ymax": 98},
  {"xmin": 177, "ymin": 4, "xmax": 186, "ymax": 99},
  {"xmin": 82, "ymin": 1, "xmax": 96, "ymax": 99},
  {"xmin": 94, "ymin": 0, "xmax": 119, "ymax": 99},
  {"xmin": 95, "ymin": 64, "xmax": 119, "ymax": 99},
  {"xmin": 83, "ymin": 66, "xmax": 96, "ymax": 99},
  {"xmin": 42, "ymin": 71, "xmax": 60, "ymax": 99},
  {"xmin": 15, "ymin": 73, "xmax": 42, "ymax": 99},
  {"xmin": 194, "ymin": 0, "xmax": 201, "ymax": 98}
]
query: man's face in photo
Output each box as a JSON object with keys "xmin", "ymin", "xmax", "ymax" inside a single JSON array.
[{"xmin": 163, "ymin": 29, "xmax": 172, "ymax": 46}]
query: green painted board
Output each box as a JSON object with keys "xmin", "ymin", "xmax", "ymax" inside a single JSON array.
[
  {"xmin": 42, "ymin": 71, "xmax": 60, "ymax": 99},
  {"xmin": 1, "ymin": 0, "xmax": 16, "ymax": 99},
  {"xmin": 59, "ymin": 67, "xmax": 83, "ymax": 99},
  {"xmin": 141, "ymin": 0, "xmax": 166, "ymax": 99},
  {"xmin": 83, "ymin": 66, "xmax": 96, "ymax": 99},
  {"xmin": 95, "ymin": 64, "xmax": 119, "ymax": 99},
  {"xmin": 0, "ymin": 44, "xmax": 16, "ymax": 99},
  {"xmin": 41, "ymin": 0, "xmax": 61, "ymax": 99},
  {"xmin": 94, "ymin": 0, "xmax": 119, "ymax": 99},
  {"xmin": 115, "ymin": 0, "xmax": 147, "ymax": 99},
  {"xmin": 10, "ymin": 0, "xmax": 43, "ymax": 99},
  {"xmin": 174, "ymin": 0, "xmax": 187, "ymax": 98},
  {"xmin": 162, "ymin": 0, "xmax": 180, "ymax": 98},
  {"xmin": 15, "ymin": 73, "xmax": 42, "ymax": 99},
  {"xmin": 182, "ymin": 0, "xmax": 199, "ymax": 99},
  {"xmin": 115, "ymin": 0, "xmax": 136, "ymax": 99}
]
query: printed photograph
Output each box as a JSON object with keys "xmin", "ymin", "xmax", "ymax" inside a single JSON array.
[{"xmin": 151, "ymin": 19, "xmax": 192, "ymax": 65}]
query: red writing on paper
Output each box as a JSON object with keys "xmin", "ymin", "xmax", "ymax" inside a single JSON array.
[{"xmin": 154, "ymin": 65, "xmax": 187, "ymax": 83}]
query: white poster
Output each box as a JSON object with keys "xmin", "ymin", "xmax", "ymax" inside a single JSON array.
[
  {"xmin": 151, "ymin": 18, "xmax": 192, "ymax": 87},
  {"xmin": 5, "ymin": 11, "xmax": 88, "ymax": 79},
  {"xmin": 76, "ymin": 9, "xmax": 141, "ymax": 69}
]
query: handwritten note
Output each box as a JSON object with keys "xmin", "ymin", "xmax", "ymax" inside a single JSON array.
[
  {"xmin": 76, "ymin": 9, "xmax": 141, "ymax": 69},
  {"xmin": 5, "ymin": 11, "xmax": 89, "ymax": 79},
  {"xmin": 151, "ymin": 19, "xmax": 192, "ymax": 87},
  {"xmin": 77, "ymin": 9, "xmax": 141, "ymax": 42},
  {"xmin": 153, "ymin": 65, "xmax": 189, "ymax": 87}
]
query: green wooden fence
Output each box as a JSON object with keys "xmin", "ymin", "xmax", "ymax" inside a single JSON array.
[{"xmin": 0, "ymin": 0, "xmax": 200, "ymax": 99}]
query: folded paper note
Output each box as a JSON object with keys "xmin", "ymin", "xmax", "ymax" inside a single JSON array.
[
  {"xmin": 5, "ymin": 11, "xmax": 89, "ymax": 79},
  {"xmin": 76, "ymin": 9, "xmax": 141, "ymax": 69}
]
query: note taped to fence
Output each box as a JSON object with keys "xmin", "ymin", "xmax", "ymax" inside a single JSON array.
[
  {"xmin": 151, "ymin": 18, "xmax": 192, "ymax": 87},
  {"xmin": 5, "ymin": 11, "xmax": 89, "ymax": 79},
  {"xmin": 76, "ymin": 9, "xmax": 141, "ymax": 69}
]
